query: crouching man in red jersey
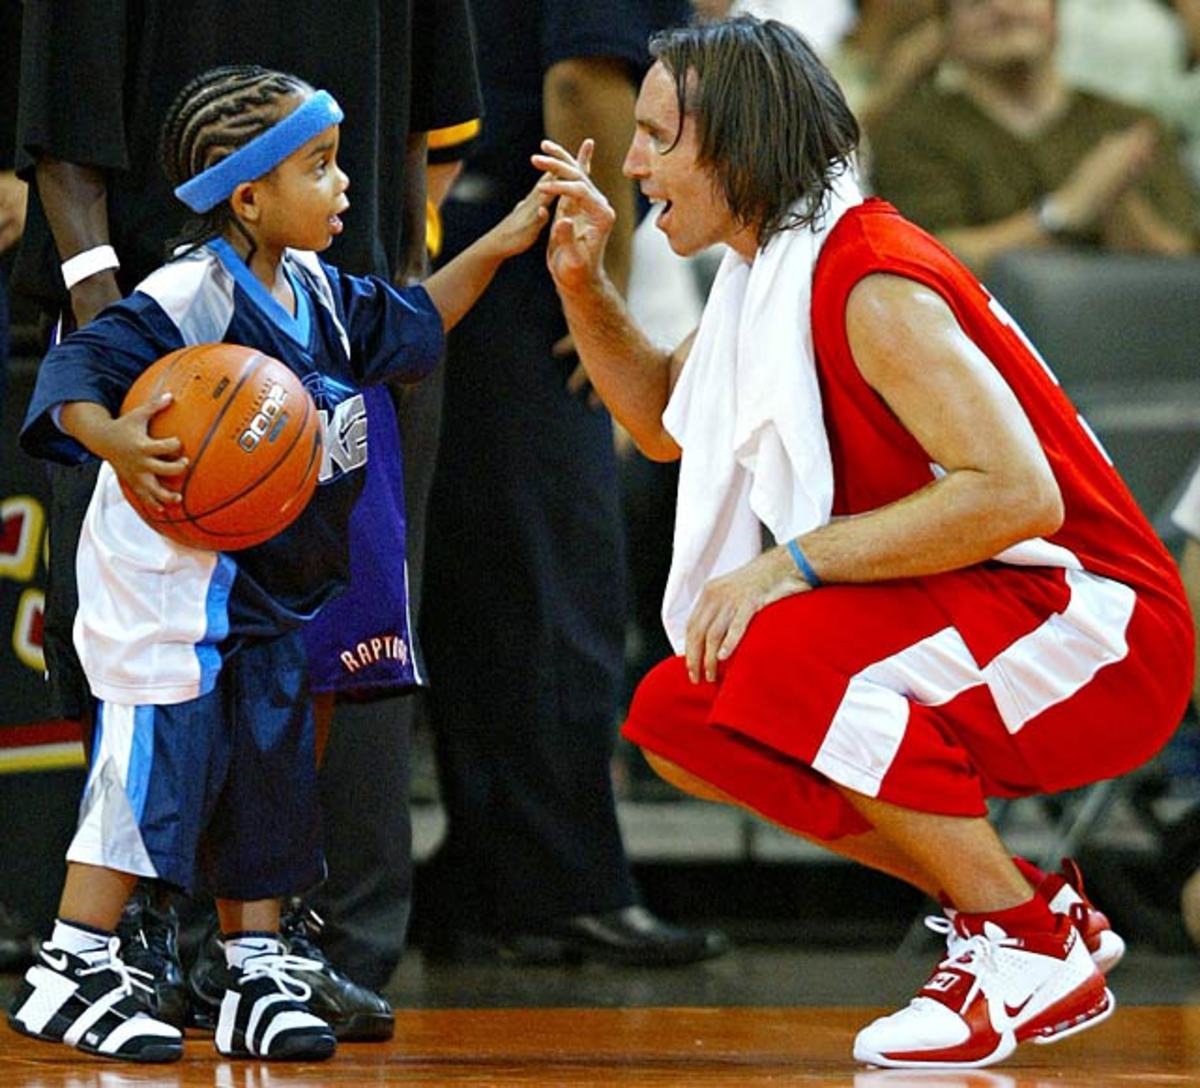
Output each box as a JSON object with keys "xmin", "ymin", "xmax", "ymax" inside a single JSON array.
[{"xmin": 532, "ymin": 14, "xmax": 1192, "ymax": 1071}]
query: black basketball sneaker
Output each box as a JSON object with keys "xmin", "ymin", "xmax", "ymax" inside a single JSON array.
[{"xmin": 115, "ymin": 882, "xmax": 189, "ymax": 1028}]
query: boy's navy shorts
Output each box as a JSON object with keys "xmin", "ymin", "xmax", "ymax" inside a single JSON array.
[{"xmin": 67, "ymin": 629, "xmax": 324, "ymax": 900}]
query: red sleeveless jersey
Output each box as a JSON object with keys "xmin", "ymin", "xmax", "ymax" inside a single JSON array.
[
  {"xmin": 811, "ymin": 199, "xmax": 1184, "ymax": 615},
  {"xmin": 622, "ymin": 201, "xmax": 1191, "ymax": 838}
]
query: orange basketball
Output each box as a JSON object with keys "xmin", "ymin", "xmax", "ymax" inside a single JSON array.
[{"xmin": 119, "ymin": 343, "xmax": 323, "ymax": 551}]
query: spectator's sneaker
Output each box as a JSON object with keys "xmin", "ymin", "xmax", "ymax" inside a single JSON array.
[
  {"xmin": 211, "ymin": 937, "xmax": 336, "ymax": 1061},
  {"xmin": 115, "ymin": 884, "xmax": 189, "ymax": 1027},
  {"xmin": 1037, "ymin": 859, "xmax": 1125, "ymax": 974},
  {"xmin": 279, "ymin": 898, "xmax": 394, "ymax": 1041},
  {"xmin": 7, "ymin": 936, "xmax": 183, "ymax": 1063},
  {"xmin": 853, "ymin": 914, "xmax": 1113, "ymax": 1069},
  {"xmin": 185, "ymin": 922, "xmax": 225, "ymax": 1031}
]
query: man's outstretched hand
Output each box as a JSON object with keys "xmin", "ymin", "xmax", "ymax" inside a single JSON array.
[{"xmin": 534, "ymin": 138, "xmax": 615, "ymax": 294}]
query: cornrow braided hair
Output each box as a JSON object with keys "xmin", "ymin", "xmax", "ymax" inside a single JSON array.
[{"xmin": 160, "ymin": 64, "xmax": 314, "ymax": 256}]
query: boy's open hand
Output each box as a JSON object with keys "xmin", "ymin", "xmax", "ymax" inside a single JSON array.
[
  {"xmin": 489, "ymin": 175, "xmax": 555, "ymax": 259},
  {"xmin": 99, "ymin": 394, "xmax": 188, "ymax": 512}
]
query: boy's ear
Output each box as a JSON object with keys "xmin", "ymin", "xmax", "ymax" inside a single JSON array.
[{"xmin": 230, "ymin": 181, "xmax": 260, "ymax": 223}]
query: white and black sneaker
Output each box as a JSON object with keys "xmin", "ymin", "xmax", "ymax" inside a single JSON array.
[
  {"xmin": 7, "ymin": 936, "xmax": 183, "ymax": 1062},
  {"xmin": 213, "ymin": 935, "xmax": 337, "ymax": 1061}
]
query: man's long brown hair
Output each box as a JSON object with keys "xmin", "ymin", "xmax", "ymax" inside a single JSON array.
[{"xmin": 649, "ymin": 16, "xmax": 859, "ymax": 248}]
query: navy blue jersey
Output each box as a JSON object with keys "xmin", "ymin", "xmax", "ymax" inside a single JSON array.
[{"xmin": 20, "ymin": 241, "xmax": 443, "ymax": 704}]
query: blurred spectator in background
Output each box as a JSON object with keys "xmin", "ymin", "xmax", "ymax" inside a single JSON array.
[
  {"xmin": 870, "ymin": 0, "xmax": 1199, "ymax": 277},
  {"xmin": 693, "ymin": 0, "xmax": 853, "ymax": 55},
  {"xmin": 0, "ymin": 0, "xmax": 27, "ymax": 419},
  {"xmin": 1058, "ymin": 0, "xmax": 1200, "ymax": 194},
  {"xmin": 825, "ymin": 1, "xmax": 944, "ymax": 141},
  {"xmin": 695, "ymin": 3, "xmax": 944, "ymax": 171}
]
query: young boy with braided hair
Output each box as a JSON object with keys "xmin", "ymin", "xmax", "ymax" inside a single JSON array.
[{"xmin": 8, "ymin": 64, "xmax": 550, "ymax": 1064}]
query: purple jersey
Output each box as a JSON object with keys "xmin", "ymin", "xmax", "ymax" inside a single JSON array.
[{"xmin": 302, "ymin": 384, "xmax": 425, "ymax": 694}]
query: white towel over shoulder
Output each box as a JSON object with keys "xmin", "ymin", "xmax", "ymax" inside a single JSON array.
[{"xmin": 660, "ymin": 174, "xmax": 863, "ymax": 653}]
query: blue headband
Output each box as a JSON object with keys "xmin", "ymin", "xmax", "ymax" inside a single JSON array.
[{"xmin": 174, "ymin": 90, "xmax": 344, "ymax": 213}]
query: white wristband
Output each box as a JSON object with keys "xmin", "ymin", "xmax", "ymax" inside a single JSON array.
[{"xmin": 61, "ymin": 245, "xmax": 120, "ymax": 290}]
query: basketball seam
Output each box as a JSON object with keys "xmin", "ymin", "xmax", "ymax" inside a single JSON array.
[
  {"xmin": 177, "ymin": 351, "xmax": 270, "ymax": 517},
  {"xmin": 188, "ymin": 433, "xmax": 322, "ymax": 545},
  {"xmin": 183, "ymin": 392, "xmax": 318, "ymax": 525}
]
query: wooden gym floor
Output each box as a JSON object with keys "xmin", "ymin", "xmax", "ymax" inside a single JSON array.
[
  {"xmin": 0, "ymin": 1005, "xmax": 1197, "ymax": 1086},
  {"xmin": 2, "ymin": 945, "xmax": 1198, "ymax": 1086}
]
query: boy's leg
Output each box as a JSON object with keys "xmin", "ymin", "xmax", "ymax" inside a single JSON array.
[
  {"xmin": 187, "ymin": 636, "xmax": 392, "ymax": 1040},
  {"xmin": 7, "ymin": 685, "xmax": 226, "ymax": 1063},
  {"xmin": 58, "ymin": 863, "xmax": 139, "ymax": 930},
  {"xmin": 188, "ymin": 690, "xmax": 393, "ymax": 1039},
  {"xmin": 217, "ymin": 899, "xmax": 281, "ymax": 935},
  {"xmin": 7, "ymin": 864, "xmax": 182, "ymax": 1063},
  {"xmin": 188, "ymin": 634, "xmax": 351, "ymax": 1060}
]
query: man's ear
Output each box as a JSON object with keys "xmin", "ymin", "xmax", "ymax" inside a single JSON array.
[{"xmin": 230, "ymin": 181, "xmax": 260, "ymax": 223}]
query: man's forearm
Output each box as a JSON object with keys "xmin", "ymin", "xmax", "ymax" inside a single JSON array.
[
  {"xmin": 398, "ymin": 132, "xmax": 430, "ymax": 285},
  {"xmin": 36, "ymin": 157, "xmax": 122, "ymax": 324},
  {"xmin": 558, "ymin": 274, "xmax": 680, "ymax": 460}
]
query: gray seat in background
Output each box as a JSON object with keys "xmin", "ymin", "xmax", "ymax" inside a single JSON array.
[{"xmin": 985, "ymin": 249, "xmax": 1200, "ymax": 542}]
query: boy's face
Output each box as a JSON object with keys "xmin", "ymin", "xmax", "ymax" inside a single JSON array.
[
  {"xmin": 254, "ymin": 115, "xmax": 351, "ymax": 254},
  {"xmin": 623, "ymin": 62, "xmax": 743, "ymax": 258}
]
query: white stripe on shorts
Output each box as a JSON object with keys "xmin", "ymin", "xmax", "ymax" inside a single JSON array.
[
  {"xmin": 66, "ymin": 703, "xmax": 158, "ymax": 878},
  {"xmin": 812, "ymin": 568, "xmax": 1136, "ymax": 797}
]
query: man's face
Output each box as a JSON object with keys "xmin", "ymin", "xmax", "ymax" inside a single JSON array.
[
  {"xmin": 622, "ymin": 62, "xmax": 743, "ymax": 258},
  {"xmin": 945, "ymin": 0, "xmax": 1055, "ymax": 73}
]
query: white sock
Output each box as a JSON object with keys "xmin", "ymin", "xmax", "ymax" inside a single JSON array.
[
  {"xmin": 50, "ymin": 918, "xmax": 112, "ymax": 963},
  {"xmin": 224, "ymin": 933, "xmax": 286, "ymax": 969}
]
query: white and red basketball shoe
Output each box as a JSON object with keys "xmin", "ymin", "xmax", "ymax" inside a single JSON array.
[
  {"xmin": 853, "ymin": 914, "xmax": 1114, "ymax": 1069},
  {"xmin": 1037, "ymin": 859, "xmax": 1125, "ymax": 974}
]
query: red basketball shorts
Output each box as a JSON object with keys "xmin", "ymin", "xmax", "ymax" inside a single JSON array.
[{"xmin": 623, "ymin": 563, "xmax": 1191, "ymax": 841}]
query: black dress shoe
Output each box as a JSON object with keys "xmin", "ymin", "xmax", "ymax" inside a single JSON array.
[{"xmin": 501, "ymin": 906, "xmax": 730, "ymax": 967}]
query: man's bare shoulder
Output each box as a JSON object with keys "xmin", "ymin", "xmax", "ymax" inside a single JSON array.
[
  {"xmin": 846, "ymin": 273, "xmax": 955, "ymax": 348},
  {"xmin": 842, "ymin": 271, "xmax": 976, "ymax": 398}
]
